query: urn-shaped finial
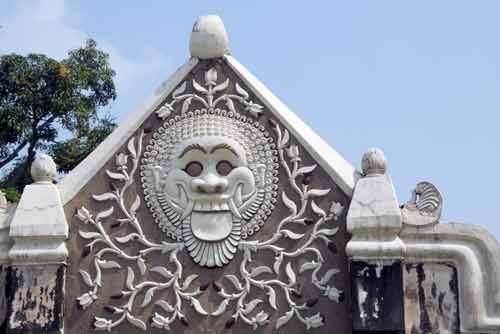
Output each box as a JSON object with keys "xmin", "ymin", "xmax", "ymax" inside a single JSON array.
[
  {"xmin": 361, "ymin": 147, "xmax": 386, "ymax": 176},
  {"xmin": 190, "ymin": 15, "xmax": 229, "ymax": 59},
  {"xmin": 30, "ymin": 154, "xmax": 57, "ymax": 183}
]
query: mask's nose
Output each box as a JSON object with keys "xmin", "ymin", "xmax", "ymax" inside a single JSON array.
[{"xmin": 191, "ymin": 173, "xmax": 228, "ymax": 193}]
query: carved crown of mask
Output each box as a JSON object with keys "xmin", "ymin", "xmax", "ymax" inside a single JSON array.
[{"xmin": 141, "ymin": 109, "xmax": 279, "ymax": 267}]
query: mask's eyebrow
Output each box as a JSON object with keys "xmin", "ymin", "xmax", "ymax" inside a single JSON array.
[
  {"xmin": 210, "ymin": 143, "xmax": 239, "ymax": 157},
  {"xmin": 179, "ymin": 144, "xmax": 207, "ymax": 158}
]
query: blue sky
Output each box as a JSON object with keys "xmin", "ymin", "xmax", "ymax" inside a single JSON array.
[{"xmin": 1, "ymin": 1, "xmax": 499, "ymax": 237}]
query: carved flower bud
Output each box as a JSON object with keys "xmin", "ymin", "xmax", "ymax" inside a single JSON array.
[
  {"xmin": 205, "ymin": 68, "xmax": 218, "ymax": 86},
  {"xmin": 30, "ymin": 154, "xmax": 56, "ymax": 183},
  {"xmin": 361, "ymin": 147, "xmax": 386, "ymax": 176},
  {"xmin": 329, "ymin": 202, "xmax": 344, "ymax": 220},
  {"xmin": 115, "ymin": 153, "xmax": 128, "ymax": 170},
  {"xmin": 286, "ymin": 145, "xmax": 300, "ymax": 162}
]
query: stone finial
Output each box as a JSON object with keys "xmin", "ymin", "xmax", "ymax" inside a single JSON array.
[
  {"xmin": 190, "ymin": 15, "xmax": 229, "ymax": 59},
  {"xmin": 361, "ymin": 147, "xmax": 386, "ymax": 176},
  {"xmin": 30, "ymin": 154, "xmax": 57, "ymax": 183}
]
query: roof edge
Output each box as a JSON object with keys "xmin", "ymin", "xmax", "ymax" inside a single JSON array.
[
  {"xmin": 58, "ymin": 58, "xmax": 199, "ymax": 205},
  {"xmin": 224, "ymin": 55, "xmax": 360, "ymax": 196}
]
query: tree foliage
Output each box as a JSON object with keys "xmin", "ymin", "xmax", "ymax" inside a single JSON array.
[{"xmin": 0, "ymin": 39, "xmax": 117, "ymax": 192}]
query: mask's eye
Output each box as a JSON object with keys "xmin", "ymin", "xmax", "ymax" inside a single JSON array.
[
  {"xmin": 185, "ymin": 161, "xmax": 203, "ymax": 177},
  {"xmin": 216, "ymin": 160, "xmax": 234, "ymax": 176}
]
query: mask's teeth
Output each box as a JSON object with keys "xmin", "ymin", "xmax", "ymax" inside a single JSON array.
[{"xmin": 228, "ymin": 199, "xmax": 242, "ymax": 219}]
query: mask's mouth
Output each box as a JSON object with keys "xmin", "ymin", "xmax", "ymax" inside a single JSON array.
[{"xmin": 190, "ymin": 210, "xmax": 233, "ymax": 242}]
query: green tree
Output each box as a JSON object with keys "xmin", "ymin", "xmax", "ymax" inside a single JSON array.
[{"xmin": 0, "ymin": 39, "xmax": 117, "ymax": 192}]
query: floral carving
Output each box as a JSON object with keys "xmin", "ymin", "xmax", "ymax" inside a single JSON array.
[{"xmin": 75, "ymin": 71, "xmax": 344, "ymax": 331}]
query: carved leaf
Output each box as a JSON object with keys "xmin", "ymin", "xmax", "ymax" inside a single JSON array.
[
  {"xmin": 150, "ymin": 267, "xmax": 173, "ymax": 279},
  {"xmin": 182, "ymin": 274, "xmax": 199, "ymax": 290},
  {"xmin": 192, "ymin": 79, "xmax": 207, "ymax": 93},
  {"xmin": 98, "ymin": 260, "xmax": 121, "ymax": 270},
  {"xmin": 266, "ymin": 286, "xmax": 277, "ymax": 310},
  {"xmin": 181, "ymin": 96, "xmax": 193, "ymax": 114},
  {"xmin": 126, "ymin": 267, "xmax": 135, "ymax": 290},
  {"xmin": 285, "ymin": 262, "xmax": 296, "ymax": 285},
  {"xmin": 225, "ymin": 275, "xmax": 243, "ymax": 290},
  {"xmin": 281, "ymin": 129, "xmax": 290, "ymax": 148},
  {"xmin": 126, "ymin": 313, "xmax": 146, "ymax": 331},
  {"xmin": 92, "ymin": 192, "xmax": 116, "ymax": 202},
  {"xmin": 307, "ymin": 188, "xmax": 331, "ymax": 197},
  {"xmin": 242, "ymin": 299, "xmax": 262, "ymax": 315},
  {"xmin": 282, "ymin": 192, "xmax": 297, "ymax": 216},
  {"xmin": 127, "ymin": 137, "xmax": 137, "ymax": 159},
  {"xmin": 191, "ymin": 297, "xmax": 209, "ymax": 315},
  {"xmin": 172, "ymin": 81, "xmax": 186, "ymax": 98},
  {"xmin": 225, "ymin": 97, "xmax": 236, "ymax": 113},
  {"xmin": 250, "ymin": 266, "xmax": 272, "ymax": 277},
  {"xmin": 137, "ymin": 258, "xmax": 146, "ymax": 276},
  {"xmin": 274, "ymin": 253, "xmax": 283, "ymax": 274},
  {"xmin": 78, "ymin": 230, "xmax": 102, "ymax": 240},
  {"xmin": 79, "ymin": 270, "xmax": 94, "ymax": 287},
  {"xmin": 140, "ymin": 287, "xmax": 155, "ymax": 307},
  {"xmin": 115, "ymin": 233, "xmax": 138, "ymax": 244},
  {"xmin": 105, "ymin": 170, "xmax": 126, "ymax": 181},
  {"xmin": 212, "ymin": 300, "xmax": 228, "ymax": 316},
  {"xmin": 311, "ymin": 201, "xmax": 326, "ymax": 218},
  {"xmin": 235, "ymin": 83, "xmax": 249, "ymax": 99},
  {"xmin": 161, "ymin": 241, "xmax": 180, "ymax": 254},
  {"xmin": 95, "ymin": 207, "xmax": 114, "ymax": 222},
  {"xmin": 319, "ymin": 268, "xmax": 340, "ymax": 285},
  {"xmin": 317, "ymin": 227, "xmax": 339, "ymax": 236},
  {"xmin": 276, "ymin": 310, "xmax": 294, "ymax": 329},
  {"xmin": 281, "ymin": 229, "xmax": 305, "ymax": 240},
  {"xmin": 300, "ymin": 261, "xmax": 319, "ymax": 273},
  {"xmin": 155, "ymin": 300, "xmax": 174, "ymax": 313},
  {"xmin": 213, "ymin": 78, "xmax": 229, "ymax": 93},
  {"xmin": 130, "ymin": 195, "xmax": 141, "ymax": 216},
  {"xmin": 296, "ymin": 164, "xmax": 316, "ymax": 175}
]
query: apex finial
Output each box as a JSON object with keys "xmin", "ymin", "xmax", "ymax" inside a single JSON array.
[
  {"xmin": 361, "ymin": 147, "xmax": 387, "ymax": 176},
  {"xmin": 30, "ymin": 154, "xmax": 57, "ymax": 183},
  {"xmin": 190, "ymin": 15, "xmax": 229, "ymax": 59}
]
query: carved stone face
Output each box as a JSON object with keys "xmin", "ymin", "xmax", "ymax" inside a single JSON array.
[
  {"xmin": 158, "ymin": 136, "xmax": 261, "ymax": 266},
  {"xmin": 141, "ymin": 110, "xmax": 279, "ymax": 267}
]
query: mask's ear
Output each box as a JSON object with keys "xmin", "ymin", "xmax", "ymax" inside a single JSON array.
[
  {"xmin": 150, "ymin": 165, "xmax": 166, "ymax": 192},
  {"xmin": 255, "ymin": 164, "xmax": 266, "ymax": 188}
]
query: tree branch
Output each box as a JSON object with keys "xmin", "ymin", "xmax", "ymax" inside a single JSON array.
[{"xmin": 0, "ymin": 114, "xmax": 57, "ymax": 170}]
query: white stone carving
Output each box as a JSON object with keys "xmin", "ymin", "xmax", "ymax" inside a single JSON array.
[
  {"xmin": 30, "ymin": 154, "xmax": 57, "ymax": 183},
  {"xmin": 76, "ymin": 117, "xmax": 343, "ymax": 331},
  {"xmin": 9, "ymin": 155, "xmax": 68, "ymax": 265},
  {"xmin": 141, "ymin": 107, "xmax": 278, "ymax": 267},
  {"xmin": 401, "ymin": 181, "xmax": 442, "ymax": 226},
  {"xmin": 190, "ymin": 15, "xmax": 229, "ymax": 59},
  {"xmin": 156, "ymin": 67, "xmax": 264, "ymax": 120},
  {"xmin": 361, "ymin": 147, "xmax": 386, "ymax": 176},
  {"xmin": 347, "ymin": 148, "xmax": 405, "ymax": 260}
]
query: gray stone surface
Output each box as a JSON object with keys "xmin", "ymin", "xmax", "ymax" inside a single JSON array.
[{"xmin": 404, "ymin": 263, "xmax": 459, "ymax": 334}]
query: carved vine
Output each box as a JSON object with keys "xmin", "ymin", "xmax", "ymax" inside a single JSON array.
[{"xmin": 75, "ymin": 68, "xmax": 344, "ymax": 331}]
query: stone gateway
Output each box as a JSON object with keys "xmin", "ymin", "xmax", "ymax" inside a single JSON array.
[{"xmin": 0, "ymin": 14, "xmax": 500, "ymax": 334}]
